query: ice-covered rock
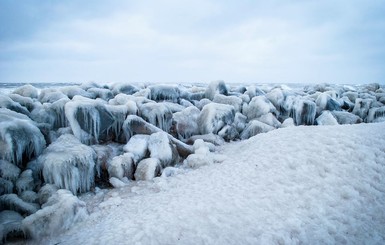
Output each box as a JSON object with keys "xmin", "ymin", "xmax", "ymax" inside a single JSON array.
[
  {"xmin": 331, "ymin": 111, "xmax": 362, "ymax": 124},
  {"xmin": 218, "ymin": 125, "xmax": 239, "ymax": 141},
  {"xmin": 149, "ymin": 85, "xmax": 181, "ymax": 103},
  {"xmin": 234, "ymin": 112, "xmax": 247, "ymax": 133},
  {"xmin": 213, "ymin": 94, "xmax": 243, "ymax": 112},
  {"xmin": 367, "ymin": 106, "xmax": 385, "ymax": 123},
  {"xmin": 0, "ymin": 160, "xmax": 20, "ymax": 183},
  {"xmin": 245, "ymin": 85, "xmax": 265, "ymax": 99},
  {"xmin": 316, "ymin": 93, "xmax": 341, "ymax": 112},
  {"xmin": 39, "ymin": 134, "xmax": 96, "ymax": 194},
  {"xmin": 266, "ymin": 88, "xmax": 285, "ymax": 112},
  {"xmin": 0, "ymin": 108, "xmax": 46, "ymax": 167},
  {"xmin": 60, "ymin": 86, "xmax": 94, "ymax": 99},
  {"xmin": 257, "ymin": 113, "xmax": 281, "ymax": 128},
  {"xmin": 38, "ymin": 88, "xmax": 68, "ymax": 103},
  {"xmin": 281, "ymin": 118, "xmax": 295, "ymax": 128},
  {"xmin": 148, "ymin": 132, "xmax": 179, "ymax": 168},
  {"xmin": 198, "ymin": 103, "xmax": 235, "ymax": 134},
  {"xmin": 123, "ymin": 134, "xmax": 149, "ymax": 163},
  {"xmin": 12, "ymin": 84, "xmax": 39, "ymax": 99},
  {"xmin": 342, "ymin": 91, "xmax": 359, "ymax": 103},
  {"xmin": 37, "ymin": 184, "xmax": 58, "ymax": 205},
  {"xmin": 194, "ymin": 98, "xmax": 212, "ymax": 110},
  {"xmin": 183, "ymin": 153, "xmax": 213, "ymax": 169},
  {"xmin": 22, "ymin": 189, "xmax": 87, "ymax": 239},
  {"xmin": 108, "ymin": 153, "xmax": 136, "ymax": 180},
  {"xmin": 0, "ymin": 178, "xmax": 13, "ymax": 195},
  {"xmin": 244, "ymin": 96, "xmax": 277, "ymax": 121},
  {"xmin": 172, "ymin": 106, "xmax": 200, "ymax": 140},
  {"xmin": 0, "ymin": 94, "xmax": 30, "ymax": 116},
  {"xmin": 109, "ymin": 177, "xmax": 128, "ymax": 188},
  {"xmin": 291, "ymin": 98, "xmax": 316, "ymax": 125},
  {"xmin": 134, "ymin": 158, "xmax": 161, "ymax": 181},
  {"xmin": 205, "ymin": 81, "xmax": 228, "ymax": 100},
  {"xmin": 352, "ymin": 98, "xmax": 373, "ymax": 120},
  {"xmin": 8, "ymin": 94, "xmax": 35, "ymax": 111},
  {"xmin": 186, "ymin": 133, "xmax": 225, "ymax": 146},
  {"xmin": 91, "ymin": 144, "xmax": 123, "ymax": 179},
  {"xmin": 0, "ymin": 210, "xmax": 24, "ymax": 243},
  {"xmin": 0, "ymin": 194, "xmax": 39, "ymax": 215},
  {"xmin": 19, "ymin": 191, "xmax": 38, "ymax": 204},
  {"xmin": 139, "ymin": 102, "xmax": 173, "ymax": 132},
  {"xmin": 316, "ymin": 111, "xmax": 339, "ymax": 125},
  {"xmin": 111, "ymin": 83, "xmax": 139, "ymax": 95},
  {"xmin": 15, "ymin": 170, "xmax": 34, "ymax": 194},
  {"xmin": 240, "ymin": 120, "xmax": 275, "ymax": 140},
  {"xmin": 87, "ymin": 87, "xmax": 114, "ymax": 101}
]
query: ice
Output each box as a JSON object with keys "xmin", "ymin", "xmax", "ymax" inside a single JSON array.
[
  {"xmin": 0, "ymin": 94, "xmax": 30, "ymax": 116},
  {"xmin": 134, "ymin": 158, "xmax": 161, "ymax": 181},
  {"xmin": 87, "ymin": 87, "xmax": 114, "ymax": 101},
  {"xmin": 172, "ymin": 106, "xmax": 200, "ymax": 140},
  {"xmin": 245, "ymin": 85, "xmax": 265, "ymax": 99},
  {"xmin": 20, "ymin": 190, "xmax": 39, "ymax": 204},
  {"xmin": 257, "ymin": 112, "xmax": 281, "ymax": 128},
  {"xmin": 316, "ymin": 93, "xmax": 341, "ymax": 113},
  {"xmin": 367, "ymin": 106, "xmax": 385, "ymax": 123},
  {"xmin": 291, "ymin": 98, "xmax": 317, "ymax": 125},
  {"xmin": 149, "ymin": 85, "xmax": 181, "ymax": 103},
  {"xmin": 0, "ymin": 108, "xmax": 46, "ymax": 167},
  {"xmin": 0, "ymin": 210, "xmax": 24, "ymax": 243},
  {"xmin": 22, "ymin": 189, "xmax": 87, "ymax": 239},
  {"xmin": 240, "ymin": 120, "xmax": 275, "ymax": 139},
  {"xmin": 244, "ymin": 96, "xmax": 277, "ymax": 120},
  {"xmin": 205, "ymin": 80, "xmax": 228, "ymax": 100},
  {"xmin": 111, "ymin": 83, "xmax": 139, "ymax": 95},
  {"xmin": 198, "ymin": 103, "xmax": 235, "ymax": 134},
  {"xmin": 8, "ymin": 94, "xmax": 35, "ymax": 111},
  {"xmin": 39, "ymin": 134, "xmax": 96, "ymax": 194},
  {"xmin": 123, "ymin": 134, "xmax": 149, "ymax": 163},
  {"xmin": 107, "ymin": 153, "xmax": 136, "ymax": 180},
  {"xmin": 183, "ymin": 139, "xmax": 214, "ymax": 169},
  {"xmin": 0, "ymin": 160, "xmax": 20, "ymax": 182},
  {"xmin": 38, "ymin": 88, "xmax": 68, "ymax": 103},
  {"xmin": 342, "ymin": 91, "xmax": 358, "ymax": 103},
  {"xmin": 0, "ymin": 178, "xmax": 13, "ymax": 195},
  {"xmin": 331, "ymin": 111, "xmax": 362, "ymax": 124},
  {"xmin": 266, "ymin": 88, "xmax": 285, "ymax": 111},
  {"xmin": 11, "ymin": 84, "xmax": 39, "ymax": 99},
  {"xmin": 194, "ymin": 98, "xmax": 211, "ymax": 110},
  {"xmin": 0, "ymin": 194, "xmax": 39, "ymax": 215},
  {"xmin": 60, "ymin": 86, "xmax": 94, "ymax": 99},
  {"xmin": 213, "ymin": 94, "xmax": 243, "ymax": 112},
  {"xmin": 15, "ymin": 170, "xmax": 34, "ymax": 194},
  {"xmin": 281, "ymin": 117, "xmax": 295, "ymax": 127},
  {"xmin": 352, "ymin": 98, "xmax": 373, "ymax": 120},
  {"xmin": 186, "ymin": 133, "xmax": 225, "ymax": 146},
  {"xmin": 218, "ymin": 125, "xmax": 239, "ymax": 141},
  {"xmin": 148, "ymin": 132, "xmax": 179, "ymax": 168},
  {"xmin": 316, "ymin": 111, "xmax": 339, "ymax": 125},
  {"xmin": 233, "ymin": 112, "xmax": 247, "ymax": 133},
  {"xmin": 37, "ymin": 184, "xmax": 58, "ymax": 205},
  {"xmin": 139, "ymin": 102, "xmax": 173, "ymax": 132}
]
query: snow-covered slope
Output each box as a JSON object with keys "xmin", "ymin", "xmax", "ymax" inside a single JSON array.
[{"xmin": 38, "ymin": 122, "xmax": 385, "ymax": 245}]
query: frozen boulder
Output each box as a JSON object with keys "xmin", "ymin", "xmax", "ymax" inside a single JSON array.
[
  {"xmin": 149, "ymin": 85, "xmax": 181, "ymax": 103},
  {"xmin": 0, "ymin": 160, "xmax": 20, "ymax": 183},
  {"xmin": 172, "ymin": 106, "xmax": 200, "ymax": 140},
  {"xmin": 257, "ymin": 113, "xmax": 281, "ymax": 128},
  {"xmin": 316, "ymin": 111, "xmax": 339, "ymax": 125},
  {"xmin": 0, "ymin": 194, "xmax": 39, "ymax": 215},
  {"xmin": 0, "ymin": 210, "xmax": 24, "ymax": 243},
  {"xmin": 234, "ymin": 112, "xmax": 247, "ymax": 133},
  {"xmin": 108, "ymin": 153, "xmax": 136, "ymax": 180},
  {"xmin": 87, "ymin": 87, "xmax": 114, "ymax": 101},
  {"xmin": 15, "ymin": 170, "xmax": 34, "ymax": 194},
  {"xmin": 281, "ymin": 118, "xmax": 295, "ymax": 128},
  {"xmin": 123, "ymin": 134, "xmax": 149, "ymax": 163},
  {"xmin": 331, "ymin": 111, "xmax": 362, "ymax": 124},
  {"xmin": 139, "ymin": 102, "xmax": 173, "ymax": 132},
  {"xmin": 111, "ymin": 83, "xmax": 139, "ymax": 95},
  {"xmin": 12, "ymin": 84, "xmax": 39, "ymax": 99},
  {"xmin": 367, "ymin": 106, "xmax": 385, "ymax": 123},
  {"xmin": 19, "ymin": 190, "xmax": 39, "ymax": 204},
  {"xmin": 213, "ymin": 94, "xmax": 243, "ymax": 112},
  {"xmin": 38, "ymin": 88, "xmax": 68, "ymax": 103},
  {"xmin": 198, "ymin": 103, "xmax": 235, "ymax": 134},
  {"xmin": 134, "ymin": 158, "xmax": 161, "ymax": 181},
  {"xmin": 291, "ymin": 98, "xmax": 316, "ymax": 125},
  {"xmin": 205, "ymin": 80, "xmax": 228, "ymax": 100},
  {"xmin": 0, "ymin": 178, "xmax": 13, "ymax": 195},
  {"xmin": 60, "ymin": 86, "xmax": 94, "ymax": 99},
  {"xmin": 218, "ymin": 125, "xmax": 239, "ymax": 141},
  {"xmin": 8, "ymin": 94, "xmax": 35, "ymax": 111},
  {"xmin": 0, "ymin": 108, "xmax": 46, "ymax": 167},
  {"xmin": 266, "ymin": 88, "xmax": 285, "ymax": 112},
  {"xmin": 194, "ymin": 98, "xmax": 212, "ymax": 110},
  {"xmin": 37, "ymin": 184, "xmax": 58, "ymax": 205},
  {"xmin": 0, "ymin": 94, "xmax": 30, "ymax": 116},
  {"xmin": 245, "ymin": 85, "xmax": 265, "ymax": 99},
  {"xmin": 148, "ymin": 132, "xmax": 179, "ymax": 168},
  {"xmin": 184, "ymin": 153, "xmax": 213, "ymax": 169},
  {"xmin": 39, "ymin": 134, "xmax": 96, "ymax": 194},
  {"xmin": 352, "ymin": 98, "xmax": 373, "ymax": 120},
  {"xmin": 316, "ymin": 93, "xmax": 341, "ymax": 113},
  {"xmin": 240, "ymin": 120, "xmax": 275, "ymax": 140},
  {"xmin": 244, "ymin": 96, "xmax": 277, "ymax": 121},
  {"xmin": 22, "ymin": 189, "xmax": 87, "ymax": 239}
]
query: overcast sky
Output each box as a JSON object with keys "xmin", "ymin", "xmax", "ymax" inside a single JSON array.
[{"xmin": 0, "ymin": 0, "xmax": 384, "ymax": 84}]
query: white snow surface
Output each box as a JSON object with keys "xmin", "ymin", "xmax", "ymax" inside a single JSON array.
[{"xmin": 33, "ymin": 122, "xmax": 385, "ymax": 244}]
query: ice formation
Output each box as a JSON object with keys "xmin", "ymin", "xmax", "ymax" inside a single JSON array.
[
  {"xmin": 0, "ymin": 94, "xmax": 30, "ymax": 116},
  {"xmin": 149, "ymin": 85, "xmax": 181, "ymax": 102},
  {"xmin": 367, "ymin": 106, "xmax": 385, "ymax": 123},
  {"xmin": 213, "ymin": 94, "xmax": 243, "ymax": 112},
  {"xmin": 134, "ymin": 158, "xmax": 161, "ymax": 181},
  {"xmin": 198, "ymin": 103, "xmax": 235, "ymax": 134},
  {"xmin": 291, "ymin": 98, "xmax": 316, "ymax": 125},
  {"xmin": 0, "ymin": 108, "xmax": 46, "ymax": 167},
  {"xmin": 316, "ymin": 111, "xmax": 339, "ymax": 125},
  {"xmin": 244, "ymin": 96, "xmax": 277, "ymax": 120},
  {"xmin": 205, "ymin": 80, "xmax": 228, "ymax": 100},
  {"xmin": 172, "ymin": 106, "xmax": 200, "ymax": 140},
  {"xmin": 0, "ymin": 160, "xmax": 20, "ymax": 182},
  {"xmin": 22, "ymin": 189, "xmax": 87, "ymax": 239},
  {"xmin": 39, "ymin": 134, "xmax": 96, "ymax": 194},
  {"xmin": 12, "ymin": 84, "xmax": 38, "ymax": 99},
  {"xmin": 0, "ymin": 210, "xmax": 24, "ymax": 243},
  {"xmin": 15, "ymin": 170, "xmax": 34, "ymax": 194},
  {"xmin": 139, "ymin": 102, "xmax": 173, "ymax": 132},
  {"xmin": 240, "ymin": 120, "xmax": 275, "ymax": 140},
  {"xmin": 0, "ymin": 194, "xmax": 39, "ymax": 215},
  {"xmin": 107, "ymin": 153, "xmax": 136, "ymax": 180},
  {"xmin": 123, "ymin": 134, "xmax": 149, "ymax": 163},
  {"xmin": 148, "ymin": 132, "xmax": 179, "ymax": 168}
]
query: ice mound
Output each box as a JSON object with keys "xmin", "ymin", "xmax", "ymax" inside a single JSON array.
[
  {"xmin": 139, "ymin": 102, "xmax": 173, "ymax": 132},
  {"xmin": 205, "ymin": 80, "xmax": 228, "ymax": 100},
  {"xmin": 0, "ymin": 179, "xmax": 13, "ymax": 195},
  {"xmin": 0, "ymin": 210, "xmax": 24, "ymax": 243},
  {"xmin": 0, "ymin": 194, "xmax": 39, "ymax": 215},
  {"xmin": 38, "ymin": 88, "xmax": 68, "ymax": 103},
  {"xmin": 134, "ymin": 158, "xmax": 161, "ymax": 181},
  {"xmin": 172, "ymin": 106, "xmax": 200, "ymax": 140},
  {"xmin": 0, "ymin": 160, "xmax": 20, "ymax": 183},
  {"xmin": 316, "ymin": 111, "xmax": 339, "ymax": 125},
  {"xmin": 244, "ymin": 96, "xmax": 277, "ymax": 120},
  {"xmin": 108, "ymin": 153, "xmax": 136, "ymax": 180},
  {"xmin": 291, "ymin": 98, "xmax": 317, "ymax": 125},
  {"xmin": 123, "ymin": 134, "xmax": 149, "ymax": 163},
  {"xmin": 198, "ymin": 103, "xmax": 235, "ymax": 134},
  {"xmin": 0, "ymin": 108, "xmax": 46, "ymax": 167},
  {"xmin": 240, "ymin": 120, "xmax": 275, "ymax": 139},
  {"xmin": 22, "ymin": 189, "xmax": 87, "ymax": 239},
  {"xmin": 0, "ymin": 94, "xmax": 30, "ymax": 116},
  {"xmin": 148, "ymin": 132, "xmax": 179, "ymax": 168},
  {"xmin": 12, "ymin": 84, "xmax": 39, "ymax": 99},
  {"xmin": 39, "ymin": 134, "xmax": 96, "ymax": 194},
  {"xmin": 149, "ymin": 85, "xmax": 181, "ymax": 102}
]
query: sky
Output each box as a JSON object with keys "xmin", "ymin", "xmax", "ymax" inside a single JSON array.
[{"xmin": 0, "ymin": 0, "xmax": 384, "ymax": 84}]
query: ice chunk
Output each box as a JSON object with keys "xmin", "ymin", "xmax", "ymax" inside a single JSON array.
[
  {"xmin": 257, "ymin": 113, "xmax": 281, "ymax": 128},
  {"xmin": 15, "ymin": 170, "xmax": 34, "ymax": 194},
  {"xmin": 0, "ymin": 194, "xmax": 39, "ymax": 215},
  {"xmin": 245, "ymin": 85, "xmax": 265, "ymax": 99},
  {"xmin": 172, "ymin": 106, "xmax": 200, "ymax": 140},
  {"xmin": 38, "ymin": 88, "xmax": 68, "ymax": 103},
  {"xmin": 352, "ymin": 98, "xmax": 373, "ymax": 120},
  {"xmin": 108, "ymin": 153, "xmax": 136, "ymax": 180},
  {"xmin": 367, "ymin": 106, "xmax": 385, "ymax": 123},
  {"xmin": 134, "ymin": 158, "xmax": 161, "ymax": 181},
  {"xmin": 281, "ymin": 118, "xmax": 295, "ymax": 128},
  {"xmin": 39, "ymin": 134, "xmax": 96, "ymax": 194},
  {"xmin": 87, "ymin": 87, "xmax": 114, "ymax": 101},
  {"xmin": 186, "ymin": 133, "xmax": 225, "ymax": 146},
  {"xmin": 240, "ymin": 120, "xmax": 275, "ymax": 140},
  {"xmin": 139, "ymin": 102, "xmax": 173, "ymax": 132},
  {"xmin": 183, "ymin": 153, "xmax": 213, "ymax": 169},
  {"xmin": 91, "ymin": 144, "xmax": 122, "ymax": 178},
  {"xmin": 194, "ymin": 98, "xmax": 212, "ymax": 110},
  {"xmin": 12, "ymin": 84, "xmax": 38, "ymax": 99},
  {"xmin": 234, "ymin": 112, "xmax": 247, "ymax": 133},
  {"xmin": 198, "ymin": 103, "xmax": 235, "ymax": 134},
  {"xmin": 148, "ymin": 132, "xmax": 179, "ymax": 168},
  {"xmin": 37, "ymin": 184, "xmax": 58, "ymax": 205},
  {"xmin": 316, "ymin": 111, "xmax": 339, "ymax": 125},
  {"xmin": 244, "ymin": 96, "xmax": 277, "ymax": 120},
  {"xmin": 0, "ymin": 178, "xmax": 13, "ymax": 195},
  {"xmin": 0, "ymin": 160, "xmax": 20, "ymax": 182},
  {"xmin": 266, "ymin": 88, "xmax": 285, "ymax": 111},
  {"xmin": 331, "ymin": 111, "xmax": 362, "ymax": 124},
  {"xmin": 8, "ymin": 94, "xmax": 35, "ymax": 111},
  {"xmin": 316, "ymin": 93, "xmax": 341, "ymax": 113},
  {"xmin": 109, "ymin": 177, "xmax": 128, "ymax": 188},
  {"xmin": 20, "ymin": 190, "xmax": 39, "ymax": 204},
  {"xmin": 60, "ymin": 86, "xmax": 94, "ymax": 99},
  {"xmin": 0, "ymin": 94, "xmax": 30, "ymax": 116},
  {"xmin": 123, "ymin": 134, "xmax": 149, "ymax": 163},
  {"xmin": 149, "ymin": 85, "xmax": 181, "ymax": 103},
  {"xmin": 205, "ymin": 81, "xmax": 228, "ymax": 100},
  {"xmin": 342, "ymin": 91, "xmax": 359, "ymax": 103},
  {"xmin": 291, "ymin": 98, "xmax": 316, "ymax": 125},
  {"xmin": 0, "ymin": 210, "xmax": 24, "ymax": 243},
  {"xmin": 111, "ymin": 83, "xmax": 139, "ymax": 95},
  {"xmin": 218, "ymin": 125, "xmax": 239, "ymax": 141},
  {"xmin": 213, "ymin": 94, "xmax": 243, "ymax": 112},
  {"xmin": 0, "ymin": 108, "xmax": 46, "ymax": 167},
  {"xmin": 22, "ymin": 189, "xmax": 87, "ymax": 239}
]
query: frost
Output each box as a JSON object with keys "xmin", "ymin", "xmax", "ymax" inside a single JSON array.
[
  {"xmin": 37, "ymin": 184, "xmax": 58, "ymax": 205},
  {"xmin": 198, "ymin": 103, "xmax": 235, "ymax": 134},
  {"xmin": 367, "ymin": 106, "xmax": 385, "ymax": 123},
  {"xmin": 20, "ymin": 190, "xmax": 38, "ymax": 204},
  {"xmin": 39, "ymin": 134, "xmax": 96, "ymax": 194},
  {"xmin": 22, "ymin": 189, "xmax": 87, "ymax": 239},
  {"xmin": 15, "ymin": 170, "xmax": 34, "ymax": 194},
  {"xmin": 0, "ymin": 178, "xmax": 13, "ymax": 195},
  {"xmin": 134, "ymin": 158, "xmax": 161, "ymax": 181}
]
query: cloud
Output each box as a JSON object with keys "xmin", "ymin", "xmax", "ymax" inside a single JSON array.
[{"xmin": 0, "ymin": 0, "xmax": 384, "ymax": 84}]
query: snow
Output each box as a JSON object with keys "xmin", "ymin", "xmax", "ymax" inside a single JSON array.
[
  {"xmin": 123, "ymin": 134, "xmax": 150, "ymax": 163},
  {"xmin": 148, "ymin": 132, "xmax": 179, "ymax": 168},
  {"xmin": 39, "ymin": 122, "xmax": 385, "ymax": 244},
  {"xmin": 134, "ymin": 158, "xmax": 161, "ymax": 181}
]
